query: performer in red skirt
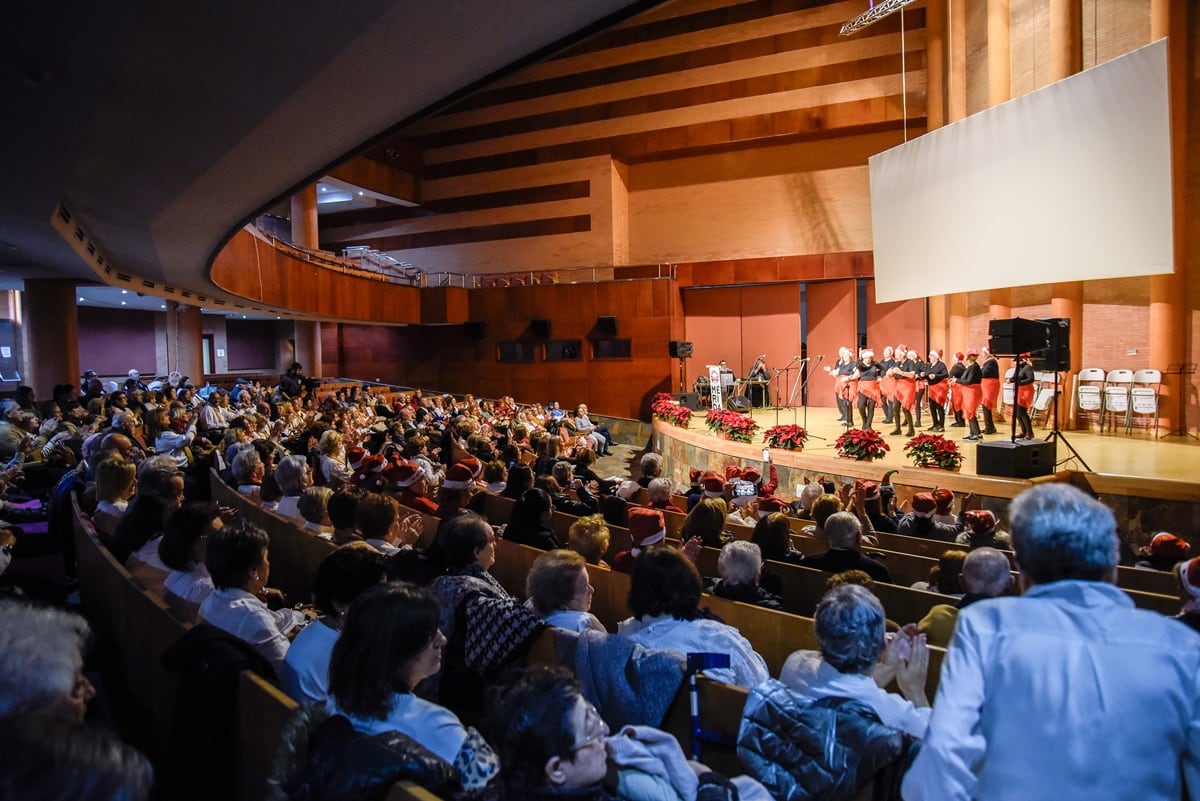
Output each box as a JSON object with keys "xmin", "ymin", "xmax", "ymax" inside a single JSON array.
[
  {"xmin": 959, "ymin": 348, "xmax": 985, "ymax": 441},
  {"xmin": 948, "ymin": 352, "xmax": 966, "ymax": 427},
  {"xmin": 979, "ymin": 346, "xmax": 1001, "ymax": 434},
  {"xmin": 878, "ymin": 345, "xmax": 897, "ymax": 426},
  {"xmin": 924, "ymin": 350, "xmax": 950, "ymax": 432},
  {"xmin": 854, "ymin": 349, "xmax": 883, "ymax": 430},
  {"xmin": 1012, "ymin": 353, "xmax": 1036, "ymax": 438},
  {"xmin": 888, "ymin": 348, "xmax": 919, "ymax": 437}
]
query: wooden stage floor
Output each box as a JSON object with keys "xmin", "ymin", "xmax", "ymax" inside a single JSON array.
[{"xmin": 684, "ymin": 404, "xmax": 1200, "ymax": 486}]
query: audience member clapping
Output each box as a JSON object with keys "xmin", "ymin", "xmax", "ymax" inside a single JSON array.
[{"xmin": 705, "ymin": 540, "xmax": 783, "ymax": 610}]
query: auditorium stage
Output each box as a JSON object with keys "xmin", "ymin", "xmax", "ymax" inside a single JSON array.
[{"xmin": 651, "ymin": 405, "xmax": 1200, "ymax": 502}]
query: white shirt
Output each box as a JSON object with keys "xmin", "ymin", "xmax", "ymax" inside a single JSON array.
[
  {"xmin": 94, "ymin": 499, "xmax": 128, "ymax": 518},
  {"xmin": 130, "ymin": 536, "xmax": 169, "ymax": 573},
  {"xmin": 781, "ymin": 657, "xmax": 930, "ymax": 739},
  {"xmin": 275, "ymin": 495, "xmax": 302, "ymax": 521},
  {"xmin": 156, "ymin": 425, "xmax": 196, "ymax": 468},
  {"xmin": 164, "ymin": 563, "xmax": 214, "ymax": 606},
  {"xmin": 199, "ymin": 586, "xmax": 307, "ymax": 673},
  {"xmin": 903, "ymin": 580, "xmax": 1200, "ymax": 801},
  {"xmin": 303, "ymin": 521, "xmax": 334, "ymax": 539},
  {"xmin": 281, "ymin": 619, "xmax": 339, "ymax": 706},
  {"xmin": 544, "ymin": 609, "xmax": 607, "ymax": 634},
  {"xmin": 619, "ymin": 614, "xmax": 769, "ymax": 689},
  {"xmin": 330, "ymin": 693, "xmax": 468, "ymax": 767}
]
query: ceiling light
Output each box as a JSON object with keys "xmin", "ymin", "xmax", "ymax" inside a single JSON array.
[
  {"xmin": 120, "ymin": 301, "xmax": 126, "ymax": 305},
  {"xmin": 78, "ymin": 297, "xmax": 85, "ymax": 302},
  {"xmin": 840, "ymin": 0, "xmax": 918, "ymax": 35},
  {"xmin": 121, "ymin": 289, "xmax": 127, "ymax": 294},
  {"xmin": 357, "ymin": 191, "xmax": 364, "ymax": 196}
]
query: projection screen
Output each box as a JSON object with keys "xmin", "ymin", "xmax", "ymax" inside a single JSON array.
[{"xmin": 869, "ymin": 39, "xmax": 1171, "ymax": 303}]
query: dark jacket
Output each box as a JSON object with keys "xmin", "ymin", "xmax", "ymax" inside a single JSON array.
[
  {"xmin": 706, "ymin": 579, "xmax": 784, "ymax": 611},
  {"xmin": 269, "ymin": 705, "xmax": 459, "ymax": 801},
  {"xmin": 738, "ymin": 679, "xmax": 916, "ymax": 801},
  {"xmin": 801, "ymin": 548, "xmax": 892, "ymax": 584}
]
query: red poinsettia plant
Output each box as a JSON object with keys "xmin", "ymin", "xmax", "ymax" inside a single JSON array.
[
  {"xmin": 763, "ymin": 424, "xmax": 808, "ymax": 451},
  {"xmin": 903, "ymin": 433, "xmax": 965, "ymax": 470},
  {"xmin": 704, "ymin": 408, "xmax": 760, "ymax": 443},
  {"xmin": 650, "ymin": 392, "xmax": 692, "ymax": 428},
  {"xmin": 835, "ymin": 428, "xmax": 891, "ymax": 461}
]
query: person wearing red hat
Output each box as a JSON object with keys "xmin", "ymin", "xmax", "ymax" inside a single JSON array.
[
  {"xmin": 879, "ymin": 345, "xmax": 898, "ymax": 426},
  {"xmin": 852, "ymin": 349, "xmax": 883, "ymax": 430},
  {"xmin": 978, "ymin": 346, "xmax": 1001, "ymax": 434},
  {"xmin": 946, "ymin": 352, "xmax": 966, "ymax": 428},
  {"xmin": 684, "ymin": 467, "xmax": 704, "ymax": 511},
  {"xmin": 435, "ymin": 463, "xmax": 476, "ymax": 519},
  {"xmin": 957, "ymin": 349, "xmax": 985, "ymax": 441},
  {"xmin": 888, "ymin": 349, "xmax": 919, "ymax": 437},
  {"xmin": 1136, "ymin": 532, "xmax": 1192, "ymax": 572},
  {"xmin": 955, "ymin": 509, "xmax": 1012, "ymax": 551},
  {"xmin": 897, "ymin": 492, "xmax": 962, "ymax": 542},
  {"xmin": 921, "ymin": 350, "xmax": 950, "ymax": 433},
  {"xmin": 352, "ymin": 453, "xmax": 389, "ymax": 493},
  {"xmin": 611, "ymin": 507, "xmax": 667, "ymax": 573},
  {"xmin": 1011, "ymin": 353, "xmax": 1036, "ymax": 439},
  {"xmin": 394, "ymin": 461, "xmax": 438, "ymax": 516}
]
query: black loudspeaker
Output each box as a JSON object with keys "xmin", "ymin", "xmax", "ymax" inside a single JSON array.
[
  {"xmin": 464, "ymin": 321, "xmax": 486, "ymax": 339},
  {"xmin": 976, "ymin": 440, "xmax": 1056, "ymax": 479},
  {"xmin": 669, "ymin": 340, "xmax": 694, "ymax": 358},
  {"xmin": 988, "ymin": 317, "xmax": 1050, "ymax": 357},
  {"xmin": 1034, "ymin": 317, "xmax": 1071, "ymax": 371},
  {"xmin": 531, "ymin": 319, "xmax": 551, "ymax": 338},
  {"xmin": 670, "ymin": 392, "xmax": 700, "ymax": 410},
  {"xmin": 597, "ymin": 316, "xmax": 618, "ymax": 336},
  {"xmin": 725, "ymin": 396, "xmax": 753, "ymax": 412}
]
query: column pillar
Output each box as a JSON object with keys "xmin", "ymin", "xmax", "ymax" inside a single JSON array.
[
  {"xmin": 21, "ymin": 279, "xmax": 79, "ymax": 400},
  {"xmin": 166, "ymin": 304, "xmax": 204, "ymax": 383},
  {"xmin": 290, "ymin": 184, "xmax": 319, "ymax": 250},
  {"xmin": 988, "ymin": 0, "xmax": 1011, "ymax": 106},
  {"xmin": 926, "ymin": 0, "xmax": 946, "ymax": 131},
  {"xmin": 1148, "ymin": 0, "xmax": 1187, "ymax": 431},
  {"xmin": 293, "ymin": 321, "xmax": 323, "ymax": 379},
  {"xmin": 939, "ymin": 0, "xmax": 970, "ymax": 352},
  {"xmin": 1051, "ymin": 283, "xmax": 1083, "ymax": 424},
  {"xmin": 948, "ymin": 294, "xmax": 968, "ymax": 355}
]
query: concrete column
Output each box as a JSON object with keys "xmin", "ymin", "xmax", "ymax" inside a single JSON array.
[
  {"xmin": 21, "ymin": 279, "xmax": 78, "ymax": 399},
  {"xmin": 166, "ymin": 304, "xmax": 204, "ymax": 383},
  {"xmin": 293, "ymin": 321, "xmax": 323, "ymax": 379},
  {"xmin": 948, "ymin": 293, "xmax": 968, "ymax": 355},
  {"xmin": 290, "ymin": 185, "xmax": 319, "ymax": 250},
  {"xmin": 927, "ymin": 295, "xmax": 948, "ymax": 354}
]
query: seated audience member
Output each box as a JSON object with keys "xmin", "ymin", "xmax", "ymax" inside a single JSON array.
[
  {"xmin": 506, "ymin": 488, "xmax": 561, "ymax": 551},
  {"xmin": 158, "ymin": 502, "xmax": 223, "ymax": 622},
  {"xmin": 110, "ymin": 465, "xmax": 184, "ymax": 564},
  {"xmin": 547, "ymin": 462, "xmax": 598, "ymax": 517},
  {"xmin": 435, "ymin": 462, "xmax": 476, "ymax": 519},
  {"xmin": 897, "ymin": 492, "xmax": 962, "ymax": 542},
  {"xmin": 572, "ymin": 403, "xmax": 612, "ymax": 455},
  {"xmin": 259, "ymin": 473, "xmax": 283, "ymax": 511},
  {"xmin": 199, "ymin": 519, "xmax": 311, "ymax": 674},
  {"xmin": 683, "ymin": 467, "xmax": 704, "ymax": 511},
  {"xmin": 610, "ymin": 507, "xmax": 665, "ymax": 574},
  {"xmin": 273, "ymin": 455, "xmax": 312, "ymax": 521},
  {"xmin": 393, "ymin": 460, "xmax": 438, "ymax": 516},
  {"xmin": 646, "ymin": 477, "xmax": 683, "ymax": 513},
  {"xmin": 857, "ymin": 480, "xmax": 898, "ymax": 534},
  {"xmin": 526, "ymin": 549, "xmax": 606, "ymax": 633},
  {"xmin": 799, "ymin": 494, "xmax": 842, "ymax": 540},
  {"xmin": 752, "ymin": 509, "xmax": 805, "ymax": 596},
  {"xmin": 681, "ymin": 497, "xmax": 730, "ymax": 549},
  {"xmin": 297, "ymin": 487, "xmax": 334, "ymax": 538},
  {"xmin": 912, "ymin": 549, "xmax": 968, "ymax": 595},
  {"xmin": 619, "ymin": 546, "xmax": 769, "ymax": 689},
  {"xmin": 572, "ymin": 448, "xmax": 601, "ymax": 485},
  {"xmin": 0, "ymin": 600, "xmax": 95, "ymax": 721},
  {"xmin": 326, "ymin": 582, "xmax": 498, "ymax": 790},
  {"xmin": 781, "ymin": 584, "xmax": 930, "ymax": 739},
  {"xmin": 155, "ymin": 408, "xmax": 198, "ymax": 469},
  {"xmin": 231, "ymin": 449, "xmax": 265, "ymax": 501},
  {"xmin": 955, "ymin": 509, "xmax": 1012, "ymax": 551},
  {"xmin": 918, "ymin": 547, "xmax": 1012, "ymax": 647},
  {"xmin": 92, "ymin": 457, "xmax": 137, "ymax": 539},
  {"xmin": 1175, "ymin": 557, "xmax": 1200, "ymax": 633},
  {"xmin": 0, "ymin": 711, "xmax": 153, "ymax": 801},
  {"xmin": 500, "ymin": 463, "xmax": 533, "ymax": 501},
  {"xmin": 357, "ymin": 493, "xmax": 412, "ymax": 556},
  {"xmin": 281, "ymin": 544, "xmax": 388, "ymax": 706},
  {"xmin": 801, "ymin": 512, "xmax": 892, "ymax": 584},
  {"xmin": 705, "ymin": 540, "xmax": 783, "ymax": 610},
  {"xmin": 635, "ymin": 452, "xmax": 662, "ymax": 488},
  {"xmin": 595, "ymin": 478, "xmax": 629, "ymax": 529},
  {"xmin": 315, "ymin": 430, "xmax": 352, "ymax": 488},
  {"xmin": 795, "ymin": 480, "xmax": 825, "ymax": 520},
  {"xmin": 482, "ymin": 460, "xmax": 507, "ymax": 494},
  {"xmin": 1135, "ymin": 531, "xmax": 1192, "ymax": 571},
  {"xmin": 931, "ymin": 488, "xmax": 957, "ymax": 526},
  {"xmin": 567, "ymin": 514, "xmax": 611, "ymax": 569},
  {"xmin": 326, "ymin": 488, "xmax": 364, "ymax": 546},
  {"xmin": 903, "ymin": 483, "xmax": 1200, "ymax": 801}
]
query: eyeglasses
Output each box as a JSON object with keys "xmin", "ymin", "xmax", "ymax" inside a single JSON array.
[{"xmin": 568, "ymin": 703, "xmax": 608, "ymax": 755}]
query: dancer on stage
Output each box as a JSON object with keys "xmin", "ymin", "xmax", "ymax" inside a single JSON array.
[
  {"xmin": 1011, "ymin": 354, "xmax": 1036, "ymax": 439},
  {"xmin": 888, "ymin": 348, "xmax": 919, "ymax": 437},
  {"xmin": 958, "ymin": 349, "xmax": 985, "ymax": 441},
  {"xmin": 912, "ymin": 350, "xmax": 928, "ymax": 428},
  {"xmin": 979, "ymin": 346, "xmax": 1000, "ymax": 434},
  {"xmin": 947, "ymin": 352, "xmax": 966, "ymax": 427},
  {"xmin": 923, "ymin": 350, "xmax": 950, "ymax": 432},
  {"xmin": 853, "ymin": 349, "xmax": 882, "ymax": 430},
  {"xmin": 827, "ymin": 347, "xmax": 856, "ymax": 426},
  {"xmin": 878, "ymin": 346, "xmax": 897, "ymax": 426}
]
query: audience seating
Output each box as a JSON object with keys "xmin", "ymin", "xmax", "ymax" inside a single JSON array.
[{"xmin": 237, "ymin": 670, "xmax": 299, "ymax": 801}]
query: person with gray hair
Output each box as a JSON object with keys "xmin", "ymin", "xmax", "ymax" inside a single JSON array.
[
  {"xmin": 646, "ymin": 476, "xmax": 683, "ymax": 512},
  {"xmin": 231, "ymin": 448, "xmax": 264, "ymax": 499},
  {"xmin": 273, "ymin": 454, "xmax": 312, "ymax": 521},
  {"xmin": 706, "ymin": 540, "xmax": 783, "ymax": 610},
  {"xmin": 917, "ymin": 547, "xmax": 1012, "ymax": 647},
  {"xmin": 903, "ymin": 483, "xmax": 1200, "ymax": 801},
  {"xmin": 801, "ymin": 511, "xmax": 892, "ymax": 583},
  {"xmin": 783, "ymin": 584, "xmax": 930, "ymax": 739},
  {"xmin": 0, "ymin": 600, "xmax": 95, "ymax": 721},
  {"xmin": 636, "ymin": 451, "xmax": 662, "ymax": 488}
]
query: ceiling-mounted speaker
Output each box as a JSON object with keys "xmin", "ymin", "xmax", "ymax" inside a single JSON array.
[
  {"xmin": 464, "ymin": 321, "xmax": 486, "ymax": 339},
  {"xmin": 597, "ymin": 316, "xmax": 618, "ymax": 336},
  {"xmin": 669, "ymin": 340, "xmax": 694, "ymax": 359},
  {"xmin": 531, "ymin": 318, "xmax": 551, "ymax": 338}
]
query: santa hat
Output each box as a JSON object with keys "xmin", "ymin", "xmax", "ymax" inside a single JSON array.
[
  {"xmin": 1147, "ymin": 532, "xmax": 1190, "ymax": 559},
  {"xmin": 701, "ymin": 472, "xmax": 725, "ymax": 497},
  {"xmin": 388, "ymin": 461, "xmax": 421, "ymax": 488},
  {"xmin": 906, "ymin": 349, "xmax": 919, "ymax": 359},
  {"xmin": 964, "ymin": 509, "xmax": 997, "ymax": 534},
  {"xmin": 860, "ymin": 349, "xmax": 874, "ymax": 359},
  {"xmin": 627, "ymin": 507, "xmax": 666, "ymax": 548},
  {"xmin": 757, "ymin": 496, "xmax": 786, "ymax": 518},
  {"xmin": 689, "ymin": 468, "xmax": 702, "ymax": 485},
  {"xmin": 966, "ymin": 347, "xmax": 979, "ymax": 357},
  {"xmin": 458, "ymin": 456, "xmax": 483, "ymax": 479},
  {"xmin": 856, "ymin": 480, "xmax": 880, "ymax": 502},
  {"xmin": 346, "ymin": 446, "xmax": 367, "ymax": 470},
  {"xmin": 725, "ymin": 465, "xmax": 743, "ymax": 481},
  {"xmin": 1178, "ymin": 557, "xmax": 1200, "ymax": 598},
  {"xmin": 361, "ymin": 453, "xmax": 387, "ymax": 474},
  {"xmin": 911, "ymin": 492, "xmax": 937, "ymax": 518},
  {"xmin": 741, "ymin": 467, "xmax": 762, "ymax": 484},
  {"xmin": 954, "ymin": 352, "xmax": 965, "ymax": 362},
  {"xmin": 442, "ymin": 463, "xmax": 474, "ymax": 490},
  {"xmin": 933, "ymin": 488, "xmax": 955, "ymax": 514},
  {"xmin": 928, "ymin": 349, "xmax": 943, "ymax": 360}
]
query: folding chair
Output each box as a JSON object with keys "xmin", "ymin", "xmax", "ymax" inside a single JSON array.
[
  {"xmin": 1129, "ymin": 369, "xmax": 1162, "ymax": 435},
  {"xmin": 1103, "ymin": 369, "xmax": 1134, "ymax": 433},
  {"xmin": 1073, "ymin": 368, "xmax": 1106, "ymax": 430}
]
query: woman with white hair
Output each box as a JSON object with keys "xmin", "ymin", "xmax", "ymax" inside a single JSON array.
[
  {"xmin": 706, "ymin": 540, "xmax": 783, "ymax": 610},
  {"xmin": 888, "ymin": 349, "xmax": 919, "ymax": 437},
  {"xmin": 825, "ymin": 347, "xmax": 856, "ymax": 426},
  {"xmin": 272, "ymin": 454, "xmax": 312, "ymax": 521},
  {"xmin": 852, "ymin": 349, "xmax": 883, "ymax": 430},
  {"xmin": 0, "ymin": 600, "xmax": 95, "ymax": 721}
]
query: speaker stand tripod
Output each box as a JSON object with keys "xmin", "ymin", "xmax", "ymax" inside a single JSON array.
[{"xmin": 1043, "ymin": 370, "xmax": 1090, "ymax": 471}]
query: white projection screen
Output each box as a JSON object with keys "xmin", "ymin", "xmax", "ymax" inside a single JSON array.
[{"xmin": 870, "ymin": 39, "xmax": 1171, "ymax": 303}]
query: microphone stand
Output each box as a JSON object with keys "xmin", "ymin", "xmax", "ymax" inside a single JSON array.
[{"xmin": 791, "ymin": 355, "xmax": 825, "ymax": 441}]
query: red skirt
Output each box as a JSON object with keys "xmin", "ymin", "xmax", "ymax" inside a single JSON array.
[
  {"xmin": 835, "ymin": 376, "xmax": 855, "ymax": 400},
  {"xmin": 927, "ymin": 381, "xmax": 949, "ymax": 406},
  {"xmin": 895, "ymin": 379, "xmax": 916, "ymax": 410},
  {"xmin": 960, "ymin": 383, "xmax": 983, "ymax": 416},
  {"xmin": 858, "ymin": 380, "xmax": 881, "ymax": 404},
  {"xmin": 1017, "ymin": 384, "xmax": 1035, "ymax": 408},
  {"xmin": 880, "ymin": 375, "xmax": 896, "ymax": 400},
  {"xmin": 981, "ymin": 377, "xmax": 1001, "ymax": 409}
]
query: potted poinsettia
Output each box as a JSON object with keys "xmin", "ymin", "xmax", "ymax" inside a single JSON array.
[
  {"xmin": 834, "ymin": 428, "xmax": 890, "ymax": 461},
  {"xmin": 650, "ymin": 393, "xmax": 692, "ymax": 428},
  {"xmin": 763, "ymin": 424, "xmax": 808, "ymax": 451},
  {"xmin": 723, "ymin": 411, "xmax": 759, "ymax": 443},
  {"xmin": 903, "ymin": 433, "xmax": 965, "ymax": 470}
]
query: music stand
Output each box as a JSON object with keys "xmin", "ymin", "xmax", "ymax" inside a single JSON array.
[{"xmin": 1160, "ymin": 363, "xmax": 1198, "ymax": 441}]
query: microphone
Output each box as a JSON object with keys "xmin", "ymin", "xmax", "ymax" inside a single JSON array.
[
  {"xmin": 759, "ymin": 354, "xmax": 766, "ymax": 359},
  {"xmin": 817, "ymin": 354, "xmax": 825, "ymax": 361}
]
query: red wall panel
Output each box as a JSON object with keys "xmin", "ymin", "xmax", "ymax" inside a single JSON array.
[
  {"xmin": 805, "ymin": 280, "xmax": 856, "ymax": 408},
  {"xmin": 865, "ymin": 280, "xmax": 925, "ymax": 357},
  {"xmin": 78, "ymin": 307, "xmax": 158, "ymax": 377}
]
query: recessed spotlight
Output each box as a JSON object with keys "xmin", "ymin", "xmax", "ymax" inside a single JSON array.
[
  {"xmin": 121, "ymin": 289, "xmax": 127, "ymax": 294},
  {"xmin": 78, "ymin": 297, "xmax": 85, "ymax": 302},
  {"xmin": 242, "ymin": 315, "xmax": 247, "ymax": 319},
  {"xmin": 357, "ymin": 191, "xmax": 364, "ymax": 196},
  {"xmin": 160, "ymin": 304, "xmax": 166, "ymax": 309},
  {"xmin": 120, "ymin": 301, "xmax": 126, "ymax": 306}
]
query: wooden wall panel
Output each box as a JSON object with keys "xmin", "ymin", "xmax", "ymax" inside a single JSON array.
[
  {"xmin": 805, "ymin": 280, "xmax": 856, "ymax": 408},
  {"xmin": 865, "ymin": 280, "xmax": 925, "ymax": 357},
  {"xmin": 683, "ymin": 288, "xmax": 743, "ymax": 380}
]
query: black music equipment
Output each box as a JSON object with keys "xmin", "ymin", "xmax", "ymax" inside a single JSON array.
[
  {"xmin": 725, "ymin": 396, "xmax": 753, "ymax": 412},
  {"xmin": 669, "ymin": 340, "xmax": 694, "ymax": 358},
  {"xmin": 670, "ymin": 392, "xmax": 701, "ymax": 410},
  {"xmin": 597, "ymin": 316, "xmax": 618, "ymax": 336},
  {"xmin": 976, "ymin": 439, "xmax": 1056, "ymax": 478},
  {"xmin": 531, "ymin": 319, "xmax": 551, "ymax": 338},
  {"xmin": 1033, "ymin": 317, "xmax": 1071, "ymax": 371},
  {"xmin": 987, "ymin": 317, "xmax": 1050, "ymax": 357}
]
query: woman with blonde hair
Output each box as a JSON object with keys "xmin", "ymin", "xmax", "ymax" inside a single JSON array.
[
  {"xmin": 92, "ymin": 457, "xmax": 137, "ymax": 538},
  {"xmin": 681, "ymin": 497, "xmax": 729, "ymax": 548},
  {"xmin": 567, "ymin": 514, "xmax": 611, "ymax": 568},
  {"xmin": 316, "ymin": 429, "xmax": 352, "ymax": 488}
]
